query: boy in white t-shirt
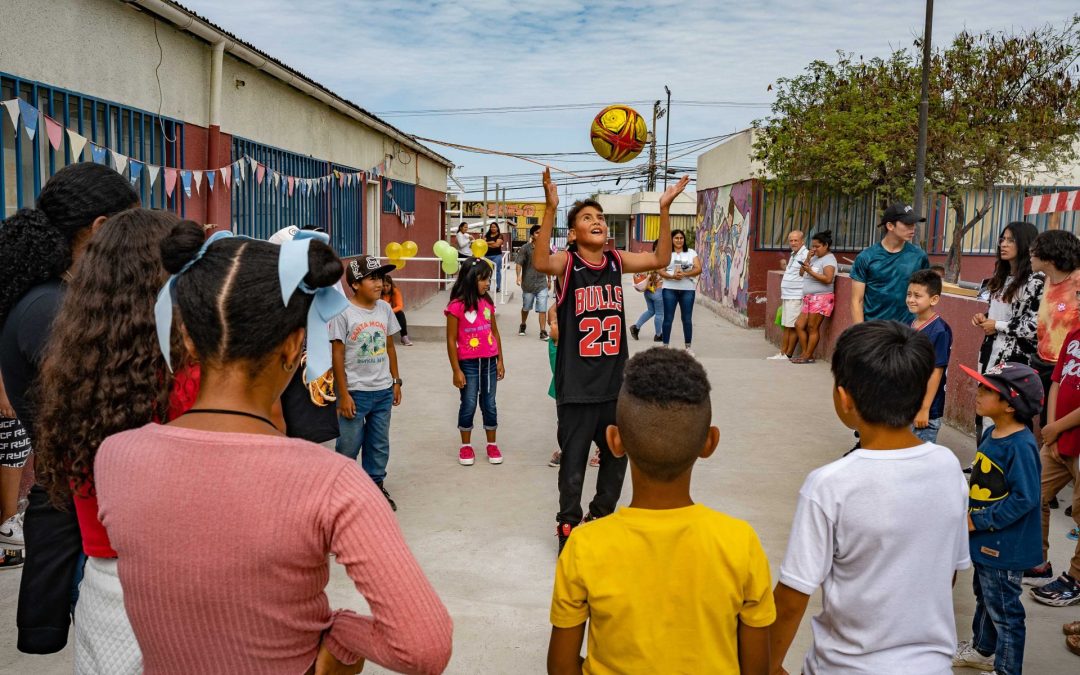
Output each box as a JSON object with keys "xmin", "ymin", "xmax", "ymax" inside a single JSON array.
[{"xmin": 770, "ymin": 321, "xmax": 970, "ymax": 674}]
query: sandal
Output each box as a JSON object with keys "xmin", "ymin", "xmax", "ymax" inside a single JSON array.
[
  {"xmin": 791, "ymin": 357, "xmax": 816, "ymax": 364},
  {"xmin": 1068, "ymin": 634, "xmax": 1080, "ymax": 657},
  {"xmin": 1065, "ymin": 620, "xmax": 1080, "ymax": 636}
]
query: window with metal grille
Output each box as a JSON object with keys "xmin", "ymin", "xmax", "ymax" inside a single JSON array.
[
  {"xmin": 1, "ymin": 71, "xmax": 183, "ymax": 218},
  {"xmin": 382, "ymin": 178, "xmax": 415, "ymax": 213}
]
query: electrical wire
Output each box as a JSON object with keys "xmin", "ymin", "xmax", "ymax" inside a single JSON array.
[{"xmin": 375, "ymin": 100, "xmax": 769, "ymax": 117}]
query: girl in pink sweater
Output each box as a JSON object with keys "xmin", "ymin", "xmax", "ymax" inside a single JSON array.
[{"xmin": 95, "ymin": 222, "xmax": 452, "ymax": 675}]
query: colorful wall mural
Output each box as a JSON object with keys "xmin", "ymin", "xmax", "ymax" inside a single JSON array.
[{"xmin": 696, "ymin": 180, "xmax": 753, "ymax": 315}]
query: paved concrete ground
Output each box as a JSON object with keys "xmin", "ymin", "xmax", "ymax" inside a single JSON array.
[{"xmin": 0, "ymin": 280, "xmax": 1077, "ymax": 674}]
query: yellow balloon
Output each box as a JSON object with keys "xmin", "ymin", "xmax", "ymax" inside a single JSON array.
[
  {"xmin": 390, "ymin": 258, "xmax": 405, "ymax": 270},
  {"xmin": 471, "ymin": 239, "xmax": 488, "ymax": 257},
  {"xmin": 401, "ymin": 240, "xmax": 418, "ymax": 258},
  {"xmin": 385, "ymin": 242, "xmax": 403, "ymax": 259}
]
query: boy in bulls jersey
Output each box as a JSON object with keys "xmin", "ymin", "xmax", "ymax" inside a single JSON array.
[{"xmin": 534, "ymin": 168, "xmax": 690, "ymax": 551}]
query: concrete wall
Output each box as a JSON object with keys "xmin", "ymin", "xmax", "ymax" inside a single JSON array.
[
  {"xmin": 764, "ymin": 271, "xmax": 985, "ymax": 433},
  {"xmin": 377, "ymin": 184, "xmax": 445, "ymax": 308},
  {"xmin": 697, "ymin": 129, "xmax": 764, "ymax": 191}
]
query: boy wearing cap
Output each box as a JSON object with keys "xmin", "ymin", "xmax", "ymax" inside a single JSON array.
[
  {"xmin": 953, "ymin": 363, "xmax": 1044, "ymax": 674},
  {"xmin": 330, "ymin": 255, "xmax": 402, "ymax": 511},
  {"xmin": 851, "ymin": 203, "xmax": 930, "ymax": 324}
]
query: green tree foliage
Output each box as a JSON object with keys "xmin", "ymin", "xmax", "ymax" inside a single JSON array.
[{"xmin": 754, "ymin": 16, "xmax": 1080, "ymax": 282}]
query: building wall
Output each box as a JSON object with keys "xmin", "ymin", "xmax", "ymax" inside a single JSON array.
[
  {"xmin": 697, "ymin": 129, "xmax": 764, "ymax": 191},
  {"xmin": 695, "ymin": 181, "xmax": 754, "ymax": 321},
  {"xmin": 377, "ymin": 184, "xmax": 446, "ymax": 307}
]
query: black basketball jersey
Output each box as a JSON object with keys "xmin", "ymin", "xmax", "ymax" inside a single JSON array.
[{"xmin": 554, "ymin": 250, "xmax": 628, "ymax": 405}]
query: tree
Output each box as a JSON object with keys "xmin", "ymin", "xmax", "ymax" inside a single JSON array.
[{"xmin": 754, "ymin": 16, "xmax": 1080, "ymax": 282}]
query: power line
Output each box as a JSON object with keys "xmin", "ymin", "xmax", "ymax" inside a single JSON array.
[{"xmin": 377, "ymin": 100, "xmax": 769, "ymax": 117}]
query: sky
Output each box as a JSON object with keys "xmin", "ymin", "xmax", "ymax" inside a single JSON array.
[{"xmin": 180, "ymin": 0, "xmax": 1078, "ymax": 203}]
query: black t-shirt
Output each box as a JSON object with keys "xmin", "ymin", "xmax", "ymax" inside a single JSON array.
[
  {"xmin": 484, "ymin": 229, "xmax": 502, "ymax": 255},
  {"xmin": 280, "ymin": 356, "xmax": 339, "ymax": 444},
  {"xmin": 0, "ymin": 280, "xmax": 65, "ymax": 435},
  {"xmin": 554, "ymin": 250, "xmax": 627, "ymax": 405}
]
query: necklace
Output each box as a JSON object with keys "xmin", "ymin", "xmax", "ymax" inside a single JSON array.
[{"xmin": 180, "ymin": 408, "xmax": 276, "ymax": 428}]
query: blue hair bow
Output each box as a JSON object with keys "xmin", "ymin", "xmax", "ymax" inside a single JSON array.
[
  {"xmin": 278, "ymin": 230, "xmax": 349, "ymax": 381},
  {"xmin": 154, "ymin": 230, "xmax": 234, "ymax": 370}
]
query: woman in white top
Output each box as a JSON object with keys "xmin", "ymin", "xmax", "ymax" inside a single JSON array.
[
  {"xmin": 793, "ymin": 229, "xmax": 837, "ymax": 364},
  {"xmin": 658, "ymin": 230, "xmax": 702, "ymax": 355},
  {"xmin": 455, "ymin": 223, "xmax": 473, "ymax": 259}
]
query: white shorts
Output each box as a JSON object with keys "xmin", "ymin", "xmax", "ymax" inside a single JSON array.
[{"xmin": 781, "ymin": 298, "xmax": 803, "ymax": 328}]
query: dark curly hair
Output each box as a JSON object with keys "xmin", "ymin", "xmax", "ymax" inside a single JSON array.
[
  {"xmin": 811, "ymin": 229, "xmax": 833, "ymax": 248},
  {"xmin": 163, "ymin": 220, "xmax": 344, "ymax": 375},
  {"xmin": 0, "ymin": 163, "xmax": 139, "ymax": 325},
  {"xmin": 987, "ymin": 222, "xmax": 1038, "ymax": 303},
  {"xmin": 35, "ymin": 209, "xmax": 182, "ymax": 505},
  {"xmin": 1031, "ymin": 229, "xmax": 1080, "ymax": 273},
  {"xmin": 617, "ymin": 348, "xmax": 712, "ymax": 481}
]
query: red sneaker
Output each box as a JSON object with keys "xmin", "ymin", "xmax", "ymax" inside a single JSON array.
[
  {"xmin": 557, "ymin": 521, "xmax": 574, "ymax": 553},
  {"xmin": 458, "ymin": 445, "xmax": 475, "ymax": 466},
  {"xmin": 486, "ymin": 443, "xmax": 503, "ymax": 464}
]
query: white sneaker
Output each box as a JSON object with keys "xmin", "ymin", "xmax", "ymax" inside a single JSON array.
[
  {"xmin": 685, "ymin": 346, "xmax": 695, "ymax": 357},
  {"xmin": 952, "ymin": 640, "xmax": 994, "ymax": 670},
  {"xmin": 766, "ymin": 352, "xmax": 790, "ymax": 360},
  {"xmin": 0, "ymin": 513, "xmax": 24, "ymax": 550}
]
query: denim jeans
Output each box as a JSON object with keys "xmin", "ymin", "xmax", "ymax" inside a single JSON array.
[
  {"xmin": 912, "ymin": 417, "xmax": 942, "ymax": 444},
  {"xmin": 486, "ymin": 253, "xmax": 503, "ymax": 290},
  {"xmin": 458, "ymin": 357, "xmax": 498, "ymax": 431},
  {"xmin": 335, "ymin": 387, "xmax": 394, "ymax": 483},
  {"xmin": 662, "ymin": 288, "xmax": 696, "ymax": 345},
  {"xmin": 972, "ymin": 564, "xmax": 1026, "ymax": 675},
  {"xmin": 635, "ymin": 289, "xmax": 664, "ymax": 336}
]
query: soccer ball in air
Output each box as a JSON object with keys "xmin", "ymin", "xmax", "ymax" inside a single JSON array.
[{"xmin": 590, "ymin": 104, "xmax": 648, "ymax": 163}]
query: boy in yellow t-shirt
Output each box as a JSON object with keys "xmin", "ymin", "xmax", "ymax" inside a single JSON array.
[{"xmin": 547, "ymin": 348, "xmax": 775, "ymax": 675}]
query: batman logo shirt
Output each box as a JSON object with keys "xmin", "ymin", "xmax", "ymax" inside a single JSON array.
[{"xmin": 969, "ymin": 451, "xmax": 1008, "ymax": 505}]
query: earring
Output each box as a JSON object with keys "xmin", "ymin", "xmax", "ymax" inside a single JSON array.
[{"xmin": 283, "ymin": 360, "xmax": 295, "ymax": 372}]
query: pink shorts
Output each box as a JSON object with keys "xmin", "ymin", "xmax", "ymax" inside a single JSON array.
[{"xmin": 801, "ymin": 292, "xmax": 835, "ymax": 317}]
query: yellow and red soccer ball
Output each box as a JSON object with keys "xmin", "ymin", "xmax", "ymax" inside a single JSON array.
[{"xmin": 590, "ymin": 104, "xmax": 648, "ymax": 163}]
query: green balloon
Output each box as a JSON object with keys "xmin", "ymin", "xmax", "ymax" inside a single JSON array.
[
  {"xmin": 433, "ymin": 240, "xmax": 452, "ymax": 257},
  {"xmin": 441, "ymin": 257, "xmax": 460, "ymax": 274}
]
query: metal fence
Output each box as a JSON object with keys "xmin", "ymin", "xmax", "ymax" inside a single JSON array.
[
  {"xmin": 230, "ymin": 137, "xmax": 363, "ymax": 256},
  {"xmin": 1, "ymin": 71, "xmax": 183, "ymax": 218},
  {"xmin": 756, "ymin": 183, "xmax": 1080, "ymax": 253}
]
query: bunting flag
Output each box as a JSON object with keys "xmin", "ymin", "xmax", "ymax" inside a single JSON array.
[
  {"xmin": 163, "ymin": 168, "xmax": 177, "ymax": 197},
  {"xmin": 43, "ymin": 116, "xmax": 63, "ymax": 151},
  {"xmin": 147, "ymin": 164, "xmax": 161, "ymax": 188},
  {"xmin": 66, "ymin": 130, "xmax": 88, "ymax": 160},
  {"xmin": 272, "ymin": 171, "xmax": 281, "ymax": 189},
  {"xmin": 2, "ymin": 99, "xmax": 20, "ymax": 131},
  {"xmin": 128, "ymin": 160, "xmax": 143, "ymax": 186},
  {"xmin": 205, "ymin": 170, "xmax": 215, "ymax": 192},
  {"xmin": 112, "ymin": 152, "xmax": 128, "ymax": 176},
  {"xmin": 90, "ymin": 144, "xmax": 108, "ymax": 164},
  {"xmin": 235, "ymin": 160, "xmax": 246, "ymax": 182},
  {"xmin": 247, "ymin": 156, "xmax": 258, "ymax": 175},
  {"xmin": 17, "ymin": 100, "xmax": 38, "ymax": 140},
  {"xmin": 193, "ymin": 170, "xmax": 203, "ymax": 195},
  {"xmin": 220, "ymin": 165, "xmax": 231, "ymax": 189},
  {"xmin": 256, "ymin": 163, "xmax": 265, "ymax": 185},
  {"xmin": 287, "ymin": 176, "xmax": 295, "ymax": 197},
  {"xmin": 180, "ymin": 170, "xmax": 193, "ymax": 197}
]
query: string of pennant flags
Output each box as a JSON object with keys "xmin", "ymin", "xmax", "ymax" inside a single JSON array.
[{"xmin": 1, "ymin": 97, "xmax": 416, "ymax": 227}]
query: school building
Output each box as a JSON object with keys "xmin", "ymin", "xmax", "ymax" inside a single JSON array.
[{"xmin": 1, "ymin": 0, "xmax": 453, "ymax": 306}]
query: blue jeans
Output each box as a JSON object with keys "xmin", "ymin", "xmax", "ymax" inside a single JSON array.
[
  {"xmin": 458, "ymin": 357, "xmax": 498, "ymax": 431},
  {"xmin": 335, "ymin": 387, "xmax": 394, "ymax": 483},
  {"xmin": 912, "ymin": 417, "xmax": 942, "ymax": 443},
  {"xmin": 635, "ymin": 289, "xmax": 664, "ymax": 336},
  {"xmin": 662, "ymin": 288, "xmax": 696, "ymax": 345},
  {"xmin": 486, "ymin": 253, "xmax": 503, "ymax": 290},
  {"xmin": 972, "ymin": 564, "xmax": 1026, "ymax": 675}
]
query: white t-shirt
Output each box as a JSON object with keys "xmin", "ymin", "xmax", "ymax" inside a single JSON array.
[
  {"xmin": 456, "ymin": 232, "xmax": 473, "ymax": 255},
  {"xmin": 779, "ymin": 443, "xmax": 970, "ymax": 675},
  {"xmin": 664, "ymin": 249, "xmax": 698, "ymax": 291},
  {"xmin": 328, "ymin": 301, "xmax": 400, "ymax": 391},
  {"xmin": 781, "ymin": 246, "xmax": 808, "ymax": 299}
]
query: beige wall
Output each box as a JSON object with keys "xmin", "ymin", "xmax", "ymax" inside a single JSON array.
[
  {"xmin": 1, "ymin": 0, "xmax": 448, "ymax": 191},
  {"xmin": 697, "ymin": 128, "xmax": 765, "ymax": 190}
]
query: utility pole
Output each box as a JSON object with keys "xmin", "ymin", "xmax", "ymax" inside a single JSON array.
[
  {"xmin": 914, "ymin": 0, "xmax": 934, "ymax": 229},
  {"xmin": 663, "ymin": 85, "xmax": 671, "ymax": 190},
  {"xmin": 647, "ymin": 100, "xmax": 662, "ymax": 191},
  {"xmin": 482, "ymin": 176, "xmax": 488, "ymax": 231}
]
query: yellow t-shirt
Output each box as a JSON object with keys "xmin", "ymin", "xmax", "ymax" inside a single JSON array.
[{"xmin": 550, "ymin": 504, "xmax": 775, "ymax": 675}]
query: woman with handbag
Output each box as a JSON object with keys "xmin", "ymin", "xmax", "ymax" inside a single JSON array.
[{"xmin": 629, "ymin": 242, "xmax": 664, "ymax": 342}]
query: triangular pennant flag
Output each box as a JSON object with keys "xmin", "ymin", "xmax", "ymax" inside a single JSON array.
[
  {"xmin": 2, "ymin": 100, "xmax": 20, "ymax": 131},
  {"xmin": 147, "ymin": 164, "xmax": 161, "ymax": 187},
  {"xmin": 90, "ymin": 144, "xmax": 108, "ymax": 164},
  {"xmin": 287, "ymin": 176, "xmax": 295, "ymax": 197},
  {"xmin": 205, "ymin": 170, "xmax": 215, "ymax": 192},
  {"xmin": 220, "ymin": 165, "xmax": 231, "ymax": 189},
  {"xmin": 193, "ymin": 170, "xmax": 203, "ymax": 194},
  {"xmin": 235, "ymin": 160, "xmax": 246, "ymax": 182},
  {"xmin": 385, "ymin": 179, "xmax": 393, "ymax": 192},
  {"xmin": 112, "ymin": 152, "xmax": 128, "ymax": 176},
  {"xmin": 272, "ymin": 171, "xmax": 281, "ymax": 189},
  {"xmin": 256, "ymin": 164, "xmax": 265, "ymax": 185},
  {"xmin": 163, "ymin": 168, "xmax": 177, "ymax": 197},
  {"xmin": 18, "ymin": 100, "xmax": 38, "ymax": 141},
  {"xmin": 280, "ymin": 174, "xmax": 288, "ymax": 195},
  {"xmin": 43, "ymin": 116, "xmax": 63, "ymax": 151},
  {"xmin": 66, "ymin": 129, "xmax": 88, "ymax": 160},
  {"xmin": 247, "ymin": 156, "xmax": 258, "ymax": 174},
  {"xmin": 128, "ymin": 160, "xmax": 143, "ymax": 186},
  {"xmin": 180, "ymin": 170, "xmax": 192, "ymax": 197}
]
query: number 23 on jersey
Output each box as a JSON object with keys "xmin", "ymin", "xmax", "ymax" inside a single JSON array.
[{"xmin": 579, "ymin": 316, "xmax": 622, "ymax": 357}]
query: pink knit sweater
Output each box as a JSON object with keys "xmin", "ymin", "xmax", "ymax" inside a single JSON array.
[{"xmin": 95, "ymin": 424, "xmax": 453, "ymax": 674}]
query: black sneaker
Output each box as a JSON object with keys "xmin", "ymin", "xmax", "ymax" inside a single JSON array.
[
  {"xmin": 1023, "ymin": 561, "xmax": 1055, "ymax": 587},
  {"xmin": 629, "ymin": 325, "xmax": 640, "ymax": 340},
  {"xmin": 0, "ymin": 548, "xmax": 24, "ymax": 570},
  {"xmin": 652, "ymin": 335, "xmax": 662, "ymax": 343},
  {"xmin": 539, "ymin": 330, "xmax": 549, "ymax": 341},
  {"xmin": 375, "ymin": 482, "xmax": 397, "ymax": 512},
  {"xmin": 557, "ymin": 521, "xmax": 574, "ymax": 553},
  {"xmin": 518, "ymin": 324, "xmax": 526, "ymax": 336},
  {"xmin": 581, "ymin": 512, "xmax": 600, "ymax": 524},
  {"xmin": 1051, "ymin": 496, "xmax": 1060, "ymax": 509},
  {"xmin": 1067, "ymin": 505, "xmax": 1074, "ymax": 517},
  {"xmin": 1031, "ymin": 572, "xmax": 1080, "ymax": 607}
]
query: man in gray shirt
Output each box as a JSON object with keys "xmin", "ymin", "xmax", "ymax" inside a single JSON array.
[{"xmin": 515, "ymin": 225, "xmax": 552, "ymax": 340}]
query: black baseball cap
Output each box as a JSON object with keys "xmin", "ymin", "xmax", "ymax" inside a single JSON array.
[
  {"xmin": 959, "ymin": 362, "xmax": 1044, "ymax": 421},
  {"xmin": 346, "ymin": 255, "xmax": 396, "ymax": 284},
  {"xmin": 880, "ymin": 203, "xmax": 927, "ymax": 227}
]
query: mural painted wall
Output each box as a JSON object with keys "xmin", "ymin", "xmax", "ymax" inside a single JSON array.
[{"xmin": 696, "ymin": 180, "xmax": 753, "ymax": 315}]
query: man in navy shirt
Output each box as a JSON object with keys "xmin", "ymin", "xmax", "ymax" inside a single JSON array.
[{"xmin": 852, "ymin": 203, "xmax": 930, "ymax": 324}]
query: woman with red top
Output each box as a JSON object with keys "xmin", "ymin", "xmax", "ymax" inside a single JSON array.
[
  {"xmin": 35, "ymin": 208, "xmax": 191, "ymax": 673},
  {"xmin": 94, "ymin": 221, "xmax": 452, "ymax": 675},
  {"xmin": 382, "ymin": 275, "xmax": 413, "ymax": 346}
]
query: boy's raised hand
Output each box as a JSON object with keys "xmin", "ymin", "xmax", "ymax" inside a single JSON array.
[
  {"xmin": 543, "ymin": 168, "xmax": 559, "ymax": 208},
  {"xmin": 659, "ymin": 175, "xmax": 691, "ymax": 210}
]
